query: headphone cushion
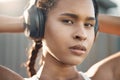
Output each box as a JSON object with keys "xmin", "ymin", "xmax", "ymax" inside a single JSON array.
[
  {"xmin": 37, "ymin": 8, "xmax": 45, "ymax": 39},
  {"xmin": 24, "ymin": 5, "xmax": 45, "ymax": 40}
]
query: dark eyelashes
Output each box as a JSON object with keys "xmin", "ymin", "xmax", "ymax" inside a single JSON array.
[
  {"xmin": 84, "ymin": 23, "xmax": 94, "ymax": 27},
  {"xmin": 60, "ymin": 19, "xmax": 95, "ymax": 28},
  {"xmin": 61, "ymin": 19, "xmax": 74, "ymax": 24}
]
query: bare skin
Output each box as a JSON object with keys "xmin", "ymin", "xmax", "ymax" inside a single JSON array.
[
  {"xmin": 0, "ymin": 15, "xmax": 24, "ymax": 33},
  {"xmin": 0, "ymin": 65, "xmax": 24, "ymax": 80},
  {"xmin": 99, "ymin": 14, "xmax": 120, "ymax": 36},
  {"xmin": 86, "ymin": 52, "xmax": 120, "ymax": 80}
]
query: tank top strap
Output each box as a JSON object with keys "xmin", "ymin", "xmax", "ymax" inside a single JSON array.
[
  {"xmin": 24, "ymin": 75, "xmax": 39, "ymax": 80},
  {"xmin": 80, "ymin": 72, "xmax": 91, "ymax": 80}
]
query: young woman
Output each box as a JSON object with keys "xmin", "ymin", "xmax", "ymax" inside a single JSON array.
[{"xmin": 0, "ymin": 0, "xmax": 120, "ymax": 80}]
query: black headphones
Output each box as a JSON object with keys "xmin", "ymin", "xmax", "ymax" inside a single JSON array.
[{"xmin": 24, "ymin": 0, "xmax": 45, "ymax": 41}]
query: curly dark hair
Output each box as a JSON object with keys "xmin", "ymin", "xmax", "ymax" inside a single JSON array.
[
  {"xmin": 37, "ymin": 0, "xmax": 58, "ymax": 13},
  {"xmin": 26, "ymin": 0, "xmax": 99, "ymax": 77}
]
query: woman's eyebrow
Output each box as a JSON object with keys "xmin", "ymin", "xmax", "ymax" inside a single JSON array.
[
  {"xmin": 61, "ymin": 13, "xmax": 95, "ymax": 21},
  {"xmin": 61, "ymin": 13, "xmax": 78, "ymax": 19},
  {"xmin": 86, "ymin": 17, "xmax": 95, "ymax": 21}
]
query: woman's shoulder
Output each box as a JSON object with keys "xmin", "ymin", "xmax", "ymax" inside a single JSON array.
[{"xmin": 0, "ymin": 65, "xmax": 24, "ymax": 80}]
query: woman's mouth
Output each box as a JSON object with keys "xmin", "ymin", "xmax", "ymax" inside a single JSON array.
[{"xmin": 69, "ymin": 45, "xmax": 87, "ymax": 55}]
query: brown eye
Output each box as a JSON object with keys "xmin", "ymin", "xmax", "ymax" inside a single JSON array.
[
  {"xmin": 62, "ymin": 20, "xmax": 74, "ymax": 24},
  {"xmin": 84, "ymin": 23, "xmax": 94, "ymax": 28}
]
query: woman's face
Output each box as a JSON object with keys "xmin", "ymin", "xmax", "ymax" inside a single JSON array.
[{"xmin": 42, "ymin": 0, "xmax": 96, "ymax": 65}]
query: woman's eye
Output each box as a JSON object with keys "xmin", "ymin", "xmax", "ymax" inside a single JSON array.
[
  {"xmin": 84, "ymin": 23, "xmax": 94, "ymax": 28},
  {"xmin": 62, "ymin": 20, "xmax": 74, "ymax": 24}
]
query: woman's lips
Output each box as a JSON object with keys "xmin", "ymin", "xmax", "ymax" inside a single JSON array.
[{"xmin": 69, "ymin": 45, "xmax": 87, "ymax": 55}]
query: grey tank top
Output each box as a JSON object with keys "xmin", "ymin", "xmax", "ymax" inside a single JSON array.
[{"xmin": 24, "ymin": 72, "xmax": 91, "ymax": 80}]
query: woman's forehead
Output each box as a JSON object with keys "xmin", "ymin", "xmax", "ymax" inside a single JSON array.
[
  {"xmin": 49, "ymin": 0, "xmax": 95, "ymax": 18},
  {"xmin": 56, "ymin": 0, "xmax": 94, "ymax": 8}
]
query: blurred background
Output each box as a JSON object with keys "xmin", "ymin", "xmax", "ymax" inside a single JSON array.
[{"xmin": 0, "ymin": 0, "xmax": 120, "ymax": 78}]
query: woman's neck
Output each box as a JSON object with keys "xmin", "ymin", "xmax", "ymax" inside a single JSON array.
[{"xmin": 37, "ymin": 54, "xmax": 83, "ymax": 80}]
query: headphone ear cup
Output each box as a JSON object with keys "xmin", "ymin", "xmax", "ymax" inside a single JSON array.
[
  {"xmin": 24, "ymin": 5, "xmax": 45, "ymax": 40},
  {"xmin": 36, "ymin": 8, "xmax": 45, "ymax": 39}
]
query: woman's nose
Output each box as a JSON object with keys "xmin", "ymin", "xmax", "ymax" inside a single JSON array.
[{"xmin": 73, "ymin": 28, "xmax": 87, "ymax": 41}]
